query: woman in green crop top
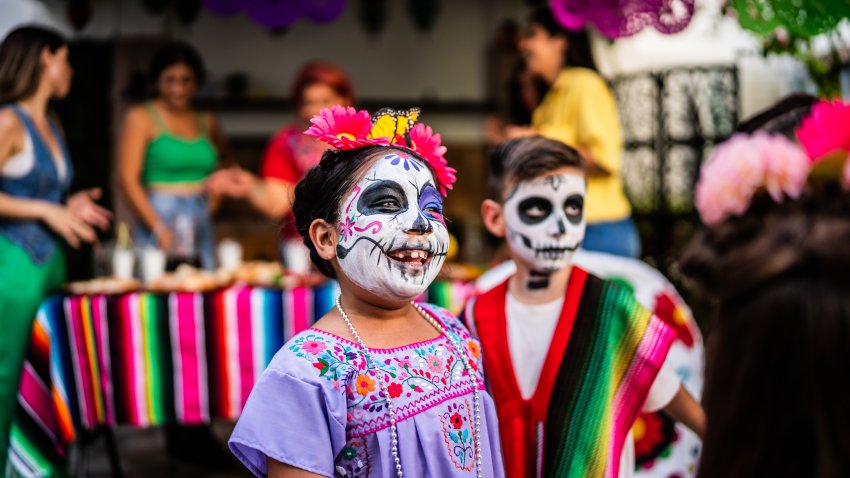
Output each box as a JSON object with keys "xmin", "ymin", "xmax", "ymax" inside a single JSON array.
[{"xmin": 119, "ymin": 41, "xmax": 227, "ymax": 270}]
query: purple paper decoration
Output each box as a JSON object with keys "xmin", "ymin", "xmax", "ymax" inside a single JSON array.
[
  {"xmin": 549, "ymin": 0, "xmax": 696, "ymax": 39},
  {"xmin": 202, "ymin": 0, "xmax": 347, "ymax": 29}
]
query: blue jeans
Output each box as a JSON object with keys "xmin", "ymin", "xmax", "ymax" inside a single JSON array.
[
  {"xmin": 582, "ymin": 218, "xmax": 641, "ymax": 258},
  {"xmin": 134, "ymin": 192, "xmax": 216, "ymax": 270}
]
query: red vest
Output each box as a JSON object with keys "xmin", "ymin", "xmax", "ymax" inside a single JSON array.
[{"xmin": 472, "ymin": 267, "xmax": 588, "ymax": 478}]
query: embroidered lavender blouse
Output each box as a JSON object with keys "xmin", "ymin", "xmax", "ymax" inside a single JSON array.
[{"xmin": 229, "ymin": 303, "xmax": 505, "ymax": 478}]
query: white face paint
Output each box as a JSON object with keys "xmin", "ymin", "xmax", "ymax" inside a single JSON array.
[
  {"xmin": 336, "ymin": 151, "xmax": 449, "ymax": 301},
  {"xmin": 503, "ymin": 172, "xmax": 586, "ymax": 273}
]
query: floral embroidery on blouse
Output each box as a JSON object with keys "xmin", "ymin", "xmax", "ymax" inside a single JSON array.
[
  {"xmin": 438, "ymin": 399, "xmax": 476, "ymax": 471},
  {"xmin": 288, "ymin": 305, "xmax": 484, "ymax": 430},
  {"xmin": 334, "ymin": 436, "xmax": 370, "ymax": 477}
]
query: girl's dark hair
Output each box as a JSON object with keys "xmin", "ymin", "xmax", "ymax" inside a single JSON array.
[
  {"xmin": 529, "ymin": 6, "xmax": 597, "ymax": 72},
  {"xmin": 488, "ymin": 136, "xmax": 585, "ymax": 200},
  {"xmin": 681, "ymin": 185, "xmax": 850, "ymax": 477},
  {"xmin": 149, "ymin": 41, "xmax": 206, "ymax": 89},
  {"xmin": 293, "ymin": 145, "xmax": 434, "ymax": 278},
  {"xmin": 0, "ymin": 25, "xmax": 67, "ymax": 104},
  {"xmin": 735, "ymin": 93, "xmax": 818, "ymax": 138}
]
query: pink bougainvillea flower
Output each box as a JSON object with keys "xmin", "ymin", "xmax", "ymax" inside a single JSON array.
[
  {"xmin": 760, "ymin": 133, "xmax": 810, "ymax": 201},
  {"xmin": 304, "ymin": 106, "xmax": 390, "ymax": 150},
  {"xmin": 409, "ymin": 123, "xmax": 457, "ymax": 196},
  {"xmin": 695, "ymin": 133, "xmax": 810, "ymax": 226},
  {"xmin": 796, "ymin": 99, "xmax": 850, "ymax": 163}
]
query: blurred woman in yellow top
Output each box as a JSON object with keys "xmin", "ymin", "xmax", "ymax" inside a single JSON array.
[{"xmin": 506, "ymin": 6, "xmax": 639, "ymax": 258}]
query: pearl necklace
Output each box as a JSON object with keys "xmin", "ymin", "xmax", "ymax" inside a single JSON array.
[{"xmin": 335, "ymin": 296, "xmax": 484, "ymax": 478}]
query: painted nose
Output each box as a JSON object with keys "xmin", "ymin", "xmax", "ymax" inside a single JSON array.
[
  {"xmin": 546, "ymin": 212, "xmax": 568, "ymax": 237},
  {"xmin": 408, "ymin": 212, "xmax": 433, "ymax": 234}
]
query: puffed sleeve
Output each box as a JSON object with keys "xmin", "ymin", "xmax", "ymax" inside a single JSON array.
[{"xmin": 228, "ymin": 366, "xmax": 348, "ymax": 478}]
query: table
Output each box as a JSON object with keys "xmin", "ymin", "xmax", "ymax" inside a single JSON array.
[{"xmin": 8, "ymin": 280, "xmax": 473, "ymax": 477}]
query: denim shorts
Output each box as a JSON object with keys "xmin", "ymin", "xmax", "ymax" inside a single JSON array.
[
  {"xmin": 582, "ymin": 217, "xmax": 641, "ymax": 259},
  {"xmin": 134, "ymin": 192, "xmax": 216, "ymax": 270}
]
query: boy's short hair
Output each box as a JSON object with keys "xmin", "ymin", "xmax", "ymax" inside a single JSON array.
[{"xmin": 488, "ymin": 136, "xmax": 586, "ymax": 201}]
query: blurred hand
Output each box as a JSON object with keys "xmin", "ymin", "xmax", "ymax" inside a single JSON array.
[
  {"xmin": 206, "ymin": 168, "xmax": 259, "ymax": 199},
  {"xmin": 155, "ymin": 226, "xmax": 174, "ymax": 252},
  {"xmin": 41, "ymin": 203, "xmax": 97, "ymax": 249},
  {"xmin": 68, "ymin": 188, "xmax": 112, "ymax": 231},
  {"xmin": 504, "ymin": 125, "xmax": 537, "ymax": 140}
]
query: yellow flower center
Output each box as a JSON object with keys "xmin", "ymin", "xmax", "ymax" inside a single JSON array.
[{"xmin": 336, "ymin": 132, "xmax": 356, "ymax": 141}]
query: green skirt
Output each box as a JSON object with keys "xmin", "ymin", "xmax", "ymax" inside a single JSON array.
[{"xmin": 0, "ymin": 233, "xmax": 65, "ymax": 473}]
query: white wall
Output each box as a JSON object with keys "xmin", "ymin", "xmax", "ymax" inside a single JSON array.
[{"xmin": 3, "ymin": 0, "xmax": 815, "ymax": 131}]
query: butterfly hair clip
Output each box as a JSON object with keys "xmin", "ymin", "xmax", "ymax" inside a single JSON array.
[{"xmin": 305, "ymin": 105, "xmax": 457, "ymax": 195}]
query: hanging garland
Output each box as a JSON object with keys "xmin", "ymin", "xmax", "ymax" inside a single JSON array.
[
  {"xmin": 203, "ymin": 0, "xmax": 347, "ymax": 30},
  {"xmin": 548, "ymin": 0, "xmax": 696, "ymax": 39}
]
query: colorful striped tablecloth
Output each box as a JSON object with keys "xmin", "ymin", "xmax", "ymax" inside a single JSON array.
[{"xmin": 8, "ymin": 281, "xmax": 473, "ymax": 477}]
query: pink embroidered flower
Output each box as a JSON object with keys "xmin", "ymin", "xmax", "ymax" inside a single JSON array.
[
  {"xmin": 387, "ymin": 382, "xmax": 403, "ymax": 398},
  {"xmin": 797, "ymin": 100, "xmax": 850, "ymax": 162},
  {"xmin": 304, "ymin": 106, "xmax": 391, "ymax": 150},
  {"xmin": 695, "ymin": 133, "xmax": 810, "ymax": 226},
  {"xmin": 426, "ymin": 354, "xmax": 443, "ymax": 373},
  {"xmin": 302, "ymin": 340, "xmax": 327, "ymax": 355},
  {"xmin": 409, "ymin": 123, "xmax": 457, "ymax": 196}
]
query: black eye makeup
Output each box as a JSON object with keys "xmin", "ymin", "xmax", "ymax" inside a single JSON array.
[
  {"xmin": 357, "ymin": 180, "xmax": 409, "ymax": 215},
  {"xmin": 564, "ymin": 195, "xmax": 584, "ymax": 224},
  {"xmin": 518, "ymin": 197, "xmax": 553, "ymax": 225}
]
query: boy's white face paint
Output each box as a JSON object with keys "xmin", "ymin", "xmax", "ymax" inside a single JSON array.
[
  {"xmin": 336, "ymin": 152, "xmax": 449, "ymax": 301},
  {"xmin": 503, "ymin": 172, "xmax": 586, "ymax": 273}
]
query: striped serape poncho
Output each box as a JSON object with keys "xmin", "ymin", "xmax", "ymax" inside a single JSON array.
[{"xmin": 467, "ymin": 267, "xmax": 675, "ymax": 478}]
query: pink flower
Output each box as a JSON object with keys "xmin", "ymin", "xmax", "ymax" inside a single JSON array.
[
  {"xmin": 302, "ymin": 340, "xmax": 327, "ymax": 355},
  {"xmin": 425, "ymin": 354, "xmax": 443, "ymax": 373},
  {"xmin": 409, "ymin": 123, "xmax": 457, "ymax": 196},
  {"xmin": 304, "ymin": 106, "xmax": 391, "ymax": 150},
  {"xmin": 339, "ymin": 215, "xmax": 355, "ymax": 242},
  {"xmin": 761, "ymin": 134, "xmax": 810, "ymax": 201},
  {"xmin": 695, "ymin": 133, "xmax": 810, "ymax": 226},
  {"xmin": 797, "ymin": 100, "xmax": 850, "ymax": 162}
]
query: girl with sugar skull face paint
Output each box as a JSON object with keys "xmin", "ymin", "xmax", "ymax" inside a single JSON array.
[
  {"xmin": 336, "ymin": 150, "xmax": 449, "ymax": 301},
  {"xmin": 229, "ymin": 107, "xmax": 506, "ymax": 478}
]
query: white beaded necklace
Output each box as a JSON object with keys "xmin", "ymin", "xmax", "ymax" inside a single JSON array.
[{"xmin": 335, "ymin": 296, "xmax": 484, "ymax": 478}]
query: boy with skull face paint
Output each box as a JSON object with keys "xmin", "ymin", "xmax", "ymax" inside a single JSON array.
[
  {"xmin": 229, "ymin": 107, "xmax": 505, "ymax": 478},
  {"xmin": 466, "ymin": 137, "xmax": 705, "ymax": 478}
]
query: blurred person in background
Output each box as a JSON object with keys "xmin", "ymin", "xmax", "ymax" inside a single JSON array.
[
  {"xmin": 0, "ymin": 25, "xmax": 110, "ymax": 471},
  {"xmin": 119, "ymin": 41, "xmax": 227, "ymax": 270},
  {"xmin": 501, "ymin": 7, "xmax": 639, "ymax": 258},
  {"xmin": 207, "ymin": 61, "xmax": 354, "ymax": 270}
]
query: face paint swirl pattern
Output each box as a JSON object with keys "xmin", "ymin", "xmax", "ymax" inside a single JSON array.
[
  {"xmin": 336, "ymin": 153, "xmax": 449, "ymax": 300},
  {"xmin": 504, "ymin": 172, "xmax": 586, "ymax": 274}
]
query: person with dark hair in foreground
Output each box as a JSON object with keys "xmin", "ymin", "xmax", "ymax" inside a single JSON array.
[
  {"xmin": 0, "ymin": 25, "xmax": 110, "ymax": 473},
  {"xmin": 681, "ymin": 99, "xmax": 850, "ymax": 478}
]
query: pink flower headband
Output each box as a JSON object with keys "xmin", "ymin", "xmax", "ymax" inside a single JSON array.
[
  {"xmin": 695, "ymin": 99, "xmax": 850, "ymax": 227},
  {"xmin": 304, "ymin": 105, "xmax": 457, "ymax": 196}
]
